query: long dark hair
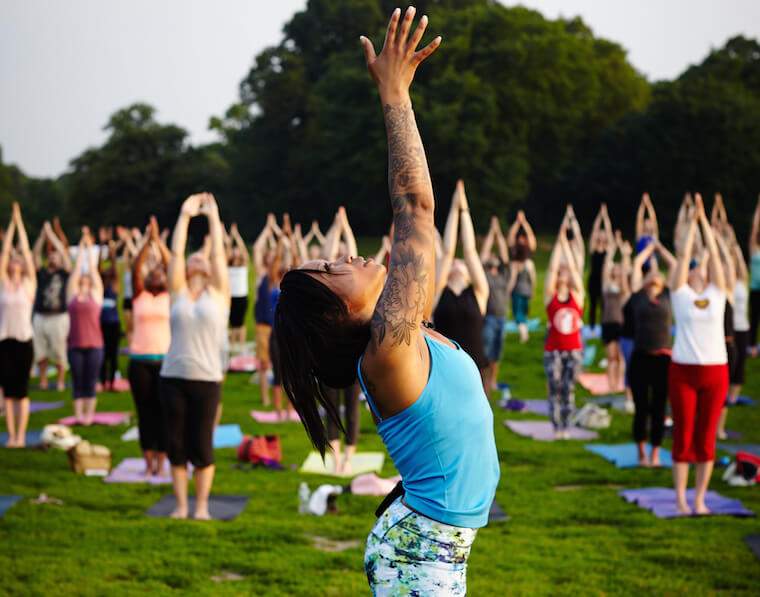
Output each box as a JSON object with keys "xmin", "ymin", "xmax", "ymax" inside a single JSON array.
[{"xmin": 274, "ymin": 269, "xmax": 371, "ymax": 455}]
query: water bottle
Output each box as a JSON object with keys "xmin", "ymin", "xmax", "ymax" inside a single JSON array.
[{"xmin": 298, "ymin": 482, "xmax": 310, "ymax": 514}]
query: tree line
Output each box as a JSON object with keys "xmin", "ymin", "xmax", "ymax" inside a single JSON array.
[{"xmin": 2, "ymin": 0, "xmax": 759, "ymax": 245}]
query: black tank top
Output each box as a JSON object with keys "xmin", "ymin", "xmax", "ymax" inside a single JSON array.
[
  {"xmin": 433, "ymin": 286, "xmax": 487, "ymax": 369},
  {"xmin": 589, "ymin": 250, "xmax": 606, "ymax": 286}
]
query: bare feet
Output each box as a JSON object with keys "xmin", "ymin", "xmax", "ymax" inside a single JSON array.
[
  {"xmin": 676, "ymin": 499, "xmax": 693, "ymax": 515},
  {"xmin": 650, "ymin": 447, "xmax": 661, "ymax": 468},
  {"xmin": 194, "ymin": 507, "xmax": 211, "ymax": 520},
  {"xmin": 5, "ymin": 436, "xmax": 17, "ymax": 448},
  {"xmin": 342, "ymin": 460, "xmax": 352, "ymax": 476},
  {"xmin": 15, "ymin": 438, "xmax": 25, "ymax": 448},
  {"xmin": 170, "ymin": 507, "xmax": 188, "ymax": 519},
  {"xmin": 694, "ymin": 501, "xmax": 711, "ymax": 515},
  {"xmin": 56, "ymin": 381, "xmax": 66, "ymax": 392}
]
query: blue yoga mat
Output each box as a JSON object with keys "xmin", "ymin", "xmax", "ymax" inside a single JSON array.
[
  {"xmin": 583, "ymin": 344, "xmax": 598, "ymax": 367},
  {"xmin": 585, "ymin": 443, "xmax": 673, "ymax": 468},
  {"xmin": 0, "ymin": 430, "xmax": 43, "ymax": 448},
  {"xmin": 729, "ymin": 396, "xmax": 756, "ymax": 407},
  {"xmin": 213, "ymin": 424, "xmax": 244, "ymax": 449},
  {"xmin": 0, "ymin": 496, "xmax": 21, "ymax": 517}
]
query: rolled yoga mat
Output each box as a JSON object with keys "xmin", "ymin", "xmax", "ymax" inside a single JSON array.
[
  {"xmin": 504, "ymin": 420, "xmax": 598, "ymax": 441},
  {"xmin": 146, "ymin": 495, "xmax": 249, "ymax": 521},
  {"xmin": 585, "ymin": 443, "xmax": 673, "ymax": 468},
  {"xmin": 619, "ymin": 487, "xmax": 755, "ymax": 519}
]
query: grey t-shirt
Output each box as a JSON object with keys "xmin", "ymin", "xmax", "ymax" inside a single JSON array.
[
  {"xmin": 486, "ymin": 266, "xmax": 510, "ymax": 318},
  {"xmin": 630, "ymin": 289, "xmax": 672, "ymax": 352}
]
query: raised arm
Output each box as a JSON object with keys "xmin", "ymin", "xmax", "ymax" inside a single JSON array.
[
  {"xmin": 374, "ymin": 235, "xmax": 391, "ymax": 263},
  {"xmin": 67, "ymin": 235, "xmax": 88, "ymax": 302},
  {"xmin": 480, "ymin": 217, "xmax": 497, "ymax": 264},
  {"xmin": 751, "ymin": 196, "xmax": 760, "ymax": 254},
  {"xmin": 338, "ymin": 208, "xmax": 358, "ymax": 258},
  {"xmin": 673, "ymin": 208, "xmax": 699, "ymax": 291},
  {"xmin": 12, "ymin": 203, "xmax": 36, "ymax": 290},
  {"xmin": 714, "ymin": 226, "xmax": 736, "ymax": 301},
  {"xmin": 544, "ymin": 239, "xmax": 561, "ymax": 304},
  {"xmin": 645, "ymin": 194, "xmax": 659, "ymax": 238},
  {"xmin": 494, "ymin": 217, "xmax": 509, "ymax": 264},
  {"xmin": 0, "ymin": 213, "xmax": 16, "ymax": 285},
  {"xmin": 560, "ymin": 232, "xmax": 584, "ymax": 306},
  {"xmin": 519, "ymin": 211, "xmax": 537, "ymax": 252},
  {"xmin": 200, "ymin": 194, "xmax": 229, "ymax": 298},
  {"xmin": 458, "ymin": 182, "xmax": 489, "ymax": 314},
  {"xmin": 33, "ymin": 223, "xmax": 47, "ymax": 269},
  {"xmin": 636, "ymin": 194, "xmax": 647, "ymax": 239},
  {"xmin": 168, "ymin": 195, "xmax": 202, "ymax": 294},
  {"xmin": 52, "ymin": 217, "xmax": 69, "ymax": 251},
  {"xmin": 230, "ymin": 223, "xmax": 250, "ymax": 265},
  {"xmin": 360, "ymin": 7, "xmax": 441, "ymax": 403},
  {"xmin": 630, "ymin": 241, "xmax": 657, "ymax": 292},
  {"xmin": 589, "ymin": 206, "xmax": 603, "ymax": 253},
  {"xmin": 321, "ymin": 212, "xmax": 343, "ymax": 261},
  {"xmin": 695, "ymin": 195, "xmax": 726, "ymax": 293},
  {"xmin": 435, "ymin": 186, "xmax": 460, "ymax": 302},
  {"xmin": 253, "ymin": 215, "xmax": 274, "ymax": 273},
  {"xmin": 711, "ymin": 193, "xmax": 727, "ymax": 228},
  {"xmin": 86, "ymin": 234, "xmax": 103, "ymax": 304}
]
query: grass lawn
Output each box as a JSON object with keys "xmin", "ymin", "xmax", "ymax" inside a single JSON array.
[{"xmin": 1, "ymin": 238, "xmax": 759, "ymax": 596}]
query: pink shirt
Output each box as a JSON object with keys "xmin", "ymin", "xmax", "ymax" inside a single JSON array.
[
  {"xmin": 130, "ymin": 291, "xmax": 171, "ymax": 356},
  {"xmin": 68, "ymin": 296, "xmax": 103, "ymax": 349}
]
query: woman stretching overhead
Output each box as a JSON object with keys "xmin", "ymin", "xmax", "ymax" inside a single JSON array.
[{"xmin": 274, "ymin": 8, "xmax": 499, "ymax": 595}]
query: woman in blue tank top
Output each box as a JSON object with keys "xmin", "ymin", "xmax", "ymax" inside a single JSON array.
[{"xmin": 274, "ymin": 10, "xmax": 499, "ymax": 595}]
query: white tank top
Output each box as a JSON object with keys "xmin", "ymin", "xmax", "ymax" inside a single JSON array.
[
  {"xmin": 0, "ymin": 283, "xmax": 34, "ymax": 342},
  {"xmin": 733, "ymin": 281, "xmax": 750, "ymax": 332},
  {"xmin": 160, "ymin": 290, "xmax": 228, "ymax": 382},
  {"xmin": 228, "ymin": 266, "xmax": 249, "ymax": 298}
]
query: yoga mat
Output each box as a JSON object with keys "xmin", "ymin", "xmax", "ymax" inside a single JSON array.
[
  {"xmin": 581, "ymin": 324, "xmax": 601, "ymax": 340},
  {"xmin": 0, "ymin": 496, "xmax": 21, "ymax": 517},
  {"xmin": 729, "ymin": 396, "xmax": 756, "ymax": 407},
  {"xmin": 585, "ymin": 443, "xmax": 673, "ymax": 468},
  {"xmin": 586, "ymin": 395, "xmax": 630, "ymax": 412},
  {"xmin": 228, "ymin": 355, "xmax": 258, "ymax": 373},
  {"xmin": 745, "ymin": 535, "xmax": 760, "ymax": 561},
  {"xmin": 29, "ymin": 401, "xmax": 65, "ymax": 413},
  {"xmin": 620, "ymin": 488, "xmax": 755, "ymax": 518},
  {"xmin": 213, "ymin": 424, "xmax": 244, "ymax": 449},
  {"xmin": 251, "ymin": 410, "xmax": 300, "ymax": 424},
  {"xmin": 0, "ymin": 430, "xmax": 44, "ymax": 448},
  {"xmin": 105, "ymin": 458, "xmax": 174, "ymax": 485},
  {"xmin": 111, "ymin": 378, "xmax": 130, "ymax": 392},
  {"xmin": 121, "ymin": 426, "xmax": 139, "ymax": 441},
  {"xmin": 500, "ymin": 399, "xmax": 549, "ymax": 417},
  {"xmin": 488, "ymin": 500, "xmax": 509, "ymax": 523},
  {"xmin": 58, "ymin": 412, "xmax": 130, "ymax": 426},
  {"xmin": 504, "ymin": 420, "xmax": 598, "ymax": 441},
  {"xmin": 577, "ymin": 372, "xmax": 614, "ymax": 396},
  {"xmin": 583, "ymin": 344, "xmax": 598, "ymax": 367},
  {"xmin": 147, "ymin": 495, "xmax": 248, "ymax": 521},
  {"xmin": 300, "ymin": 451, "xmax": 385, "ymax": 478},
  {"xmin": 718, "ymin": 443, "xmax": 760, "ymax": 457},
  {"xmin": 350, "ymin": 473, "xmax": 401, "ymax": 496},
  {"xmin": 504, "ymin": 318, "xmax": 542, "ymax": 333}
]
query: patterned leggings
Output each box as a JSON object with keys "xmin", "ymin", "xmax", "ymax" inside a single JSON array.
[
  {"xmin": 543, "ymin": 350, "xmax": 583, "ymax": 430},
  {"xmin": 364, "ymin": 498, "xmax": 477, "ymax": 596}
]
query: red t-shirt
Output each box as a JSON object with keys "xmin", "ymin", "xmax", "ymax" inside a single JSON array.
[{"xmin": 545, "ymin": 293, "xmax": 583, "ymax": 352}]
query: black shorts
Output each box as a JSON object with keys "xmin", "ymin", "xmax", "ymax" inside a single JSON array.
[
  {"xmin": 602, "ymin": 322, "xmax": 622, "ymax": 345},
  {"xmin": 122, "ymin": 297, "xmax": 133, "ymax": 311},
  {"xmin": 0, "ymin": 339, "xmax": 34, "ymax": 398},
  {"xmin": 732, "ymin": 330, "xmax": 749, "ymax": 385},
  {"xmin": 229, "ymin": 296, "xmax": 248, "ymax": 328}
]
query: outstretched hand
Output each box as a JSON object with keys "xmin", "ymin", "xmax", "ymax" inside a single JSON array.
[{"xmin": 361, "ymin": 6, "xmax": 441, "ymax": 104}]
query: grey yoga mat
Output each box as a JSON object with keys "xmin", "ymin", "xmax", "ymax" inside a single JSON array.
[{"xmin": 146, "ymin": 495, "xmax": 249, "ymax": 521}]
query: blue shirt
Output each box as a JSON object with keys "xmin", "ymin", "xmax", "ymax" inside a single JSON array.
[
  {"xmin": 358, "ymin": 334, "xmax": 500, "ymax": 528},
  {"xmin": 254, "ymin": 276, "xmax": 280, "ymax": 325},
  {"xmin": 100, "ymin": 286, "xmax": 120, "ymax": 325}
]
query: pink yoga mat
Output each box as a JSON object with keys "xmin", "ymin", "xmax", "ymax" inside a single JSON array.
[
  {"xmin": 229, "ymin": 355, "xmax": 259, "ymax": 372},
  {"xmin": 577, "ymin": 373, "xmax": 614, "ymax": 396},
  {"xmin": 111, "ymin": 378, "xmax": 130, "ymax": 392},
  {"xmin": 58, "ymin": 412, "xmax": 130, "ymax": 426},
  {"xmin": 504, "ymin": 420, "xmax": 598, "ymax": 441},
  {"xmin": 105, "ymin": 458, "xmax": 173, "ymax": 485},
  {"xmin": 250, "ymin": 410, "xmax": 300, "ymax": 423}
]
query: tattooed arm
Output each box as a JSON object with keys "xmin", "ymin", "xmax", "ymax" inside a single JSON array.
[{"xmin": 359, "ymin": 7, "xmax": 442, "ymax": 417}]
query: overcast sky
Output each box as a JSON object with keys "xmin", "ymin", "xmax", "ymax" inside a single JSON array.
[{"xmin": 2, "ymin": 1, "xmax": 759, "ymax": 178}]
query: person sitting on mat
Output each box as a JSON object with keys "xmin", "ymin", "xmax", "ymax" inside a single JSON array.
[
  {"xmin": 31, "ymin": 220, "xmax": 71, "ymax": 392},
  {"xmin": 129, "ymin": 216, "xmax": 171, "ymax": 477},
  {"xmin": 669, "ymin": 194, "xmax": 729, "ymax": 515},
  {"xmin": 161, "ymin": 192, "xmax": 229, "ymax": 520},
  {"xmin": 274, "ymin": 9, "xmax": 499, "ymax": 594},
  {"xmin": 479, "ymin": 216, "xmax": 510, "ymax": 392},
  {"xmin": 543, "ymin": 217, "xmax": 584, "ymax": 439},
  {"xmin": 0, "ymin": 203, "xmax": 36, "ymax": 447},
  {"xmin": 506, "ymin": 210, "xmax": 536, "ymax": 343},
  {"xmin": 66, "ymin": 228, "xmax": 105, "ymax": 426},
  {"xmin": 433, "ymin": 180, "xmax": 490, "ymax": 389}
]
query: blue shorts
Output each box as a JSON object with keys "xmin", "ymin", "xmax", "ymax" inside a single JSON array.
[
  {"xmin": 511, "ymin": 293, "xmax": 530, "ymax": 324},
  {"xmin": 482, "ymin": 315, "xmax": 506, "ymax": 364},
  {"xmin": 619, "ymin": 337, "xmax": 634, "ymax": 388}
]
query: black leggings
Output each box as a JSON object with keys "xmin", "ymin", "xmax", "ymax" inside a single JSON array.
[
  {"xmin": 629, "ymin": 351, "xmax": 670, "ymax": 446},
  {"xmin": 160, "ymin": 376, "xmax": 220, "ymax": 468},
  {"xmin": 100, "ymin": 321, "xmax": 121, "ymax": 384},
  {"xmin": 129, "ymin": 359, "xmax": 167, "ymax": 452},
  {"xmin": 587, "ymin": 278, "xmax": 602, "ymax": 328},
  {"xmin": 750, "ymin": 290, "xmax": 760, "ymax": 346},
  {"xmin": 324, "ymin": 382, "xmax": 361, "ymax": 446}
]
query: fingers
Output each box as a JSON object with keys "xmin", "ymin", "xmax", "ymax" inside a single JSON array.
[
  {"xmin": 397, "ymin": 6, "xmax": 416, "ymax": 47},
  {"xmin": 360, "ymin": 36, "xmax": 377, "ymax": 65},
  {"xmin": 413, "ymin": 35, "xmax": 442, "ymax": 65},
  {"xmin": 383, "ymin": 8, "xmax": 401, "ymax": 49},
  {"xmin": 406, "ymin": 13, "xmax": 428, "ymax": 53}
]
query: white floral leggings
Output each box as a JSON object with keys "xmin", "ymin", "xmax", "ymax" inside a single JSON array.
[{"xmin": 543, "ymin": 349, "xmax": 583, "ymax": 430}]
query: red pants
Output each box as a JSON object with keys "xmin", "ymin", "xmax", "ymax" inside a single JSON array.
[{"xmin": 668, "ymin": 363, "xmax": 728, "ymax": 463}]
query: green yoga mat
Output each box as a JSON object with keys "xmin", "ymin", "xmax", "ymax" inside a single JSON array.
[{"xmin": 300, "ymin": 451, "xmax": 385, "ymax": 478}]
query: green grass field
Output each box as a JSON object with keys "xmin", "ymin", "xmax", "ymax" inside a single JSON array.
[{"xmin": 1, "ymin": 239, "xmax": 759, "ymax": 596}]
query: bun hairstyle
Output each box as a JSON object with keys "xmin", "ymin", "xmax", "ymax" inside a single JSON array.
[{"xmin": 274, "ymin": 269, "xmax": 371, "ymax": 455}]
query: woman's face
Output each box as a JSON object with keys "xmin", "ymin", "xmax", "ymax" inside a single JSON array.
[
  {"xmin": 645, "ymin": 270, "xmax": 664, "ymax": 295},
  {"xmin": 79, "ymin": 274, "xmax": 93, "ymax": 294},
  {"xmin": 186, "ymin": 253, "xmax": 210, "ymax": 286},
  {"xmin": 308, "ymin": 245, "xmax": 321, "ymax": 260},
  {"xmin": 557, "ymin": 264, "xmax": 570, "ymax": 288},
  {"xmin": 301, "ymin": 255, "xmax": 386, "ymax": 323},
  {"xmin": 7, "ymin": 257, "xmax": 23, "ymax": 280},
  {"xmin": 687, "ymin": 266, "xmax": 705, "ymax": 291},
  {"xmin": 448, "ymin": 259, "xmax": 470, "ymax": 287}
]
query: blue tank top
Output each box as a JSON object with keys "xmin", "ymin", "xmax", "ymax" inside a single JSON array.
[
  {"xmin": 100, "ymin": 286, "xmax": 120, "ymax": 325},
  {"xmin": 357, "ymin": 334, "xmax": 500, "ymax": 528},
  {"xmin": 254, "ymin": 276, "xmax": 280, "ymax": 325},
  {"xmin": 750, "ymin": 252, "xmax": 760, "ymax": 290}
]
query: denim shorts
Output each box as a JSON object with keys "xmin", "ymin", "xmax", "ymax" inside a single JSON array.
[{"xmin": 482, "ymin": 315, "xmax": 506, "ymax": 363}]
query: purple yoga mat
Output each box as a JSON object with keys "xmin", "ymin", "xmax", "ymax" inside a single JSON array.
[
  {"xmin": 504, "ymin": 420, "xmax": 598, "ymax": 441},
  {"xmin": 58, "ymin": 412, "xmax": 130, "ymax": 426},
  {"xmin": 501, "ymin": 399, "xmax": 549, "ymax": 417},
  {"xmin": 29, "ymin": 401, "xmax": 65, "ymax": 413},
  {"xmin": 620, "ymin": 488, "xmax": 755, "ymax": 519},
  {"xmin": 105, "ymin": 458, "xmax": 193, "ymax": 485}
]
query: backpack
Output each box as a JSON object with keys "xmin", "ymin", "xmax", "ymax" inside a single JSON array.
[
  {"xmin": 722, "ymin": 451, "xmax": 760, "ymax": 486},
  {"xmin": 571, "ymin": 403, "xmax": 611, "ymax": 429},
  {"xmin": 237, "ymin": 435, "xmax": 282, "ymax": 469}
]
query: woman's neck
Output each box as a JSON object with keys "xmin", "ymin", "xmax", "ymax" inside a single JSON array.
[{"xmin": 447, "ymin": 279, "xmax": 467, "ymax": 295}]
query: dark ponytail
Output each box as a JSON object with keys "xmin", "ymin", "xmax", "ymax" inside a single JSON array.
[{"xmin": 273, "ymin": 270, "xmax": 371, "ymax": 455}]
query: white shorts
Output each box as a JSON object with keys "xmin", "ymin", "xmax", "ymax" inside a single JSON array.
[{"xmin": 32, "ymin": 313, "xmax": 70, "ymax": 366}]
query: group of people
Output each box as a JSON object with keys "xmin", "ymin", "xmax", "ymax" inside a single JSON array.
[{"xmin": 0, "ymin": 8, "xmax": 755, "ymax": 594}]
